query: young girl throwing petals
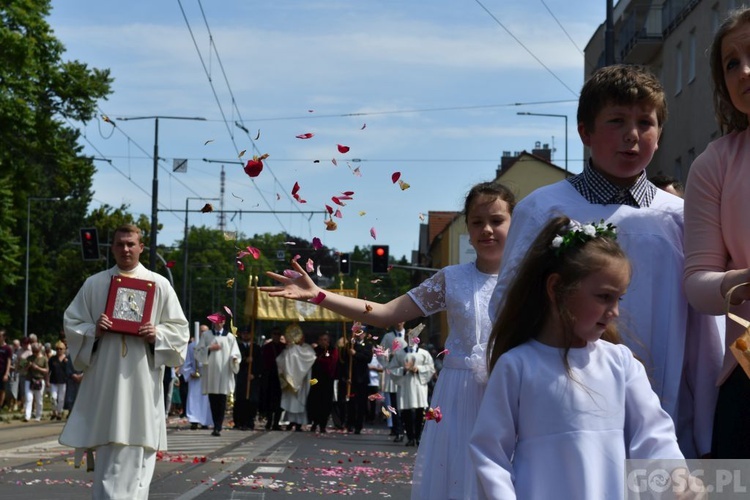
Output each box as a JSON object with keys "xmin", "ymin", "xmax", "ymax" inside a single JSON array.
[
  {"xmin": 261, "ymin": 181, "xmax": 514, "ymax": 499},
  {"xmin": 470, "ymin": 216, "xmax": 684, "ymax": 500}
]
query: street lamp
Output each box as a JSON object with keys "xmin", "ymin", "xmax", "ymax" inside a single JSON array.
[
  {"xmin": 25, "ymin": 196, "xmax": 61, "ymax": 337},
  {"xmin": 183, "ymin": 196, "xmax": 220, "ymax": 311},
  {"xmin": 517, "ymin": 112, "xmax": 568, "ymax": 172},
  {"xmin": 116, "ymin": 115, "xmax": 207, "ymax": 270}
]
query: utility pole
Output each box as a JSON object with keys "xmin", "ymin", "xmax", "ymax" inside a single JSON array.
[{"xmin": 605, "ymin": 0, "xmax": 615, "ymax": 66}]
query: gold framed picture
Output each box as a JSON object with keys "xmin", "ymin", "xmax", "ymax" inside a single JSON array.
[{"xmin": 104, "ymin": 275, "xmax": 156, "ymax": 335}]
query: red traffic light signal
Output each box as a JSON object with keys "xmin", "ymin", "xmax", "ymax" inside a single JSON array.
[
  {"xmin": 371, "ymin": 245, "xmax": 389, "ymax": 274},
  {"xmin": 80, "ymin": 228, "xmax": 100, "ymax": 261}
]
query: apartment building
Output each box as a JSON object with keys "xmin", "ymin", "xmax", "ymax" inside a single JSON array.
[{"xmin": 584, "ymin": 0, "xmax": 745, "ymax": 182}]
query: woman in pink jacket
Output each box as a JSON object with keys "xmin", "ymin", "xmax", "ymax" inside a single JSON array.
[{"xmin": 684, "ymin": 7, "xmax": 750, "ymax": 458}]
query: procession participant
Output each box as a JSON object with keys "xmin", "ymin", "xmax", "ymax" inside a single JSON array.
[
  {"xmin": 277, "ymin": 323, "xmax": 316, "ymax": 431},
  {"xmin": 234, "ymin": 328, "xmax": 261, "ymax": 430},
  {"xmin": 182, "ymin": 326, "xmax": 212, "ymax": 430},
  {"xmin": 259, "ymin": 326, "xmax": 285, "ymax": 430}
]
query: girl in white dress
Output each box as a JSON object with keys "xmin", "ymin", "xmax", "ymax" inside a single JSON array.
[
  {"xmin": 260, "ymin": 181, "xmax": 515, "ymax": 499},
  {"xmin": 470, "ymin": 216, "xmax": 684, "ymax": 499}
]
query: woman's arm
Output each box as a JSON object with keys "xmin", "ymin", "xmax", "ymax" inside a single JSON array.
[{"xmin": 261, "ymin": 260, "xmax": 424, "ymax": 328}]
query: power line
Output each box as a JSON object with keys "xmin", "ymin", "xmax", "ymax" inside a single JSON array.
[
  {"xmin": 473, "ymin": 0, "xmax": 578, "ymax": 97},
  {"xmin": 539, "ymin": 0, "xmax": 584, "ymax": 55}
]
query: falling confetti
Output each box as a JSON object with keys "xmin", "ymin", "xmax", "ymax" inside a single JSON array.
[
  {"xmin": 331, "ymin": 197, "xmax": 346, "ymax": 206},
  {"xmin": 361, "ymin": 123, "xmax": 367, "ymax": 130},
  {"xmin": 391, "ymin": 172, "xmax": 401, "ymax": 183},
  {"xmin": 334, "ymin": 209, "xmax": 342, "ymax": 218},
  {"xmin": 398, "ymin": 179, "xmax": 410, "ymax": 191},
  {"xmin": 306, "ymin": 258, "xmax": 314, "ymax": 273},
  {"xmin": 200, "ymin": 203, "xmax": 213, "ymax": 213},
  {"xmin": 296, "ymin": 132, "xmax": 314, "ymax": 139},
  {"xmin": 370, "ymin": 227, "xmax": 377, "ymax": 240},
  {"xmin": 254, "ymin": 129, "xmax": 261, "ymax": 140},
  {"xmin": 226, "ymin": 278, "xmax": 235, "ymax": 288},
  {"xmin": 331, "ymin": 158, "xmax": 338, "ymax": 166},
  {"xmin": 204, "ymin": 139, "xmax": 214, "ymax": 145},
  {"xmin": 418, "ymin": 213, "xmax": 425, "ymax": 222},
  {"xmin": 425, "ymin": 406, "xmax": 443, "ymax": 423},
  {"xmin": 291, "ymin": 182, "xmax": 307, "ymax": 203},
  {"xmin": 352, "ymin": 167, "xmax": 362, "ymax": 177},
  {"xmin": 337, "ymin": 144, "xmax": 350, "ymax": 154},
  {"xmin": 359, "ymin": 211, "xmax": 366, "ymax": 216},
  {"xmin": 238, "ymin": 149, "xmax": 247, "ymax": 158}
]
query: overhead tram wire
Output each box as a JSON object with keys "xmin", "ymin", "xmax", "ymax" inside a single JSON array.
[
  {"xmin": 177, "ymin": 0, "xmax": 298, "ymax": 232},
  {"xmin": 473, "ymin": 0, "xmax": 579, "ymax": 97},
  {"xmin": 194, "ymin": 0, "xmax": 310, "ymax": 226},
  {"xmin": 68, "ymin": 117, "xmax": 186, "ymax": 225},
  {"xmin": 539, "ymin": 0, "xmax": 584, "ymax": 54}
]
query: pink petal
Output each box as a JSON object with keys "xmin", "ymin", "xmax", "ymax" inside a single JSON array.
[
  {"xmin": 295, "ymin": 132, "xmax": 314, "ymax": 139},
  {"xmin": 312, "ymin": 237, "xmax": 323, "ymax": 250},
  {"xmin": 370, "ymin": 227, "xmax": 377, "ymax": 240},
  {"xmin": 223, "ymin": 306, "xmax": 233, "ymax": 318},
  {"xmin": 306, "ymin": 258, "xmax": 314, "ymax": 273},
  {"xmin": 334, "ymin": 209, "xmax": 342, "ymax": 218},
  {"xmin": 247, "ymin": 246, "xmax": 261, "ymax": 259},
  {"xmin": 283, "ymin": 269, "xmax": 302, "ymax": 279}
]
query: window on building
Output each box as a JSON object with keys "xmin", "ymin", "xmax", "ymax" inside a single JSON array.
[
  {"xmin": 688, "ymin": 31, "xmax": 696, "ymax": 83},
  {"xmin": 676, "ymin": 44, "xmax": 683, "ymax": 95}
]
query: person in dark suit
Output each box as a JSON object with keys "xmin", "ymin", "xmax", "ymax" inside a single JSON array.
[
  {"xmin": 234, "ymin": 329, "xmax": 261, "ymax": 430},
  {"xmin": 259, "ymin": 326, "xmax": 285, "ymax": 430},
  {"xmin": 307, "ymin": 332, "xmax": 338, "ymax": 433},
  {"xmin": 344, "ymin": 323, "xmax": 373, "ymax": 434}
]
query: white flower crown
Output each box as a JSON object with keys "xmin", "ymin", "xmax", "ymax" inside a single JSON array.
[{"xmin": 551, "ymin": 219, "xmax": 617, "ymax": 254}]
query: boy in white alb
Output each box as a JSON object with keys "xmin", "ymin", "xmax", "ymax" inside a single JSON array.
[{"xmin": 488, "ymin": 65, "xmax": 722, "ymax": 459}]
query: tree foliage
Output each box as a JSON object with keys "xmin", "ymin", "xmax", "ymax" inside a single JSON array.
[{"xmin": 0, "ymin": 0, "xmax": 113, "ymax": 335}]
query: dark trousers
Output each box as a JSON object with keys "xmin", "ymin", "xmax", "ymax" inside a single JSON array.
[
  {"xmin": 264, "ymin": 409, "xmax": 282, "ymax": 430},
  {"xmin": 346, "ymin": 384, "xmax": 368, "ymax": 432},
  {"xmin": 401, "ymin": 407, "xmax": 425, "ymax": 442},
  {"xmin": 712, "ymin": 366, "xmax": 750, "ymax": 458},
  {"xmin": 387, "ymin": 391, "xmax": 402, "ymax": 435},
  {"xmin": 233, "ymin": 398, "xmax": 257, "ymax": 429},
  {"xmin": 208, "ymin": 393, "xmax": 227, "ymax": 431}
]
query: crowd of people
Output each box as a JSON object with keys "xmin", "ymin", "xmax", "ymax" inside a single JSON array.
[
  {"xmin": 9, "ymin": 8, "xmax": 750, "ymax": 498},
  {"xmin": 0, "ymin": 329, "xmax": 81, "ymax": 422}
]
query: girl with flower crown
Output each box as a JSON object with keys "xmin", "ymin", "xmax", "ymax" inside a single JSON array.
[
  {"xmin": 261, "ymin": 181, "xmax": 515, "ymax": 499},
  {"xmin": 469, "ymin": 216, "xmax": 684, "ymax": 499}
]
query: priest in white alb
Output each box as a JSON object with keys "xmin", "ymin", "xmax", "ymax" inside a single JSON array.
[
  {"xmin": 60, "ymin": 224, "xmax": 189, "ymax": 500},
  {"xmin": 194, "ymin": 312, "xmax": 240, "ymax": 436},
  {"xmin": 182, "ymin": 325, "xmax": 212, "ymax": 429}
]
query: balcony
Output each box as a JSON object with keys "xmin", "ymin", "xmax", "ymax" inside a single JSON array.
[{"xmin": 620, "ymin": 4, "xmax": 664, "ymax": 64}]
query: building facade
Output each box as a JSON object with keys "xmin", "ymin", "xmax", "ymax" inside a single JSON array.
[{"xmin": 584, "ymin": 0, "xmax": 743, "ymax": 183}]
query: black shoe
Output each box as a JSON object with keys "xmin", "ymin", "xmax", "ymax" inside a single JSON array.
[
  {"xmin": 190, "ymin": 423, "xmax": 199, "ymax": 430},
  {"xmin": 310, "ymin": 425, "xmax": 317, "ymax": 433},
  {"xmin": 389, "ymin": 429, "xmax": 398, "ymax": 436},
  {"xmin": 319, "ymin": 428, "xmax": 327, "ymax": 434},
  {"xmin": 405, "ymin": 439, "xmax": 416, "ymax": 447},
  {"xmin": 211, "ymin": 430, "xmax": 221, "ymax": 436},
  {"xmin": 201, "ymin": 425, "xmax": 209, "ymax": 430},
  {"xmin": 272, "ymin": 425, "xmax": 282, "ymax": 431},
  {"xmin": 393, "ymin": 435, "xmax": 404, "ymax": 443},
  {"xmin": 295, "ymin": 424, "xmax": 303, "ymax": 432}
]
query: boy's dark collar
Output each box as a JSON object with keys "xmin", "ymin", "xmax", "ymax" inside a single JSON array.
[{"xmin": 567, "ymin": 160, "xmax": 656, "ymax": 208}]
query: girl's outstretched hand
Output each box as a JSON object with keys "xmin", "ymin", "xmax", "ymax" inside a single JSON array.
[{"xmin": 260, "ymin": 259, "xmax": 321, "ymax": 302}]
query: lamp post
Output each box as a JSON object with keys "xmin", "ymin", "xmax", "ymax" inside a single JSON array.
[
  {"xmin": 116, "ymin": 115, "xmax": 207, "ymax": 270},
  {"xmin": 25, "ymin": 196, "xmax": 61, "ymax": 337},
  {"xmin": 517, "ymin": 112, "xmax": 568, "ymax": 172},
  {"xmin": 183, "ymin": 196, "xmax": 220, "ymax": 311}
]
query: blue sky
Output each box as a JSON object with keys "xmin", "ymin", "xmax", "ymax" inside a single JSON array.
[{"xmin": 48, "ymin": 0, "xmax": 604, "ymax": 260}]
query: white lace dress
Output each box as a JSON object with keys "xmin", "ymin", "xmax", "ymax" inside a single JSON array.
[{"xmin": 407, "ymin": 262, "xmax": 497, "ymax": 500}]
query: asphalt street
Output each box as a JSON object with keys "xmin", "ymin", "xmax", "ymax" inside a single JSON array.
[{"xmin": 0, "ymin": 416, "xmax": 416, "ymax": 499}]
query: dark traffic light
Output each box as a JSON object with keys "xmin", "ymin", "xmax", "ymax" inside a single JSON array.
[
  {"xmin": 371, "ymin": 245, "xmax": 389, "ymax": 274},
  {"xmin": 80, "ymin": 228, "xmax": 100, "ymax": 261},
  {"xmin": 339, "ymin": 253, "xmax": 350, "ymax": 275}
]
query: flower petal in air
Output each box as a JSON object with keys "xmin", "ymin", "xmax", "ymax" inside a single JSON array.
[
  {"xmin": 361, "ymin": 123, "xmax": 366, "ymax": 130},
  {"xmin": 166, "ymin": 260, "xmax": 175, "ymax": 268},
  {"xmin": 370, "ymin": 227, "xmax": 377, "ymax": 240},
  {"xmin": 334, "ymin": 209, "xmax": 342, "ymax": 218},
  {"xmin": 295, "ymin": 132, "xmax": 314, "ymax": 139},
  {"xmin": 223, "ymin": 306, "xmax": 234, "ymax": 317},
  {"xmin": 359, "ymin": 211, "xmax": 366, "ymax": 216},
  {"xmin": 391, "ymin": 172, "xmax": 401, "ymax": 183},
  {"xmin": 226, "ymin": 278, "xmax": 235, "ymax": 288},
  {"xmin": 325, "ymin": 219, "xmax": 338, "ymax": 231},
  {"xmin": 238, "ymin": 150, "xmax": 246, "ymax": 158},
  {"xmin": 236, "ymin": 260, "xmax": 245, "ymax": 271},
  {"xmin": 244, "ymin": 158, "xmax": 263, "ymax": 178},
  {"xmin": 398, "ymin": 179, "xmax": 410, "ymax": 191},
  {"xmin": 306, "ymin": 258, "xmax": 314, "ymax": 273},
  {"xmin": 200, "ymin": 203, "xmax": 213, "ymax": 213},
  {"xmin": 325, "ymin": 204, "xmax": 334, "ymax": 215},
  {"xmin": 331, "ymin": 158, "xmax": 338, "ymax": 166},
  {"xmin": 283, "ymin": 269, "xmax": 303, "ymax": 280},
  {"xmin": 337, "ymin": 144, "xmax": 350, "ymax": 154},
  {"xmin": 312, "ymin": 237, "xmax": 323, "ymax": 250}
]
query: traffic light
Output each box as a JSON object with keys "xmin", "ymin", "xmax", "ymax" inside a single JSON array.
[
  {"xmin": 80, "ymin": 228, "xmax": 100, "ymax": 261},
  {"xmin": 338, "ymin": 253, "xmax": 350, "ymax": 275},
  {"xmin": 371, "ymin": 245, "xmax": 389, "ymax": 274}
]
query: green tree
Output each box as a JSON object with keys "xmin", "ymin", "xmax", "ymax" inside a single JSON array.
[{"xmin": 1, "ymin": 0, "xmax": 113, "ymax": 336}]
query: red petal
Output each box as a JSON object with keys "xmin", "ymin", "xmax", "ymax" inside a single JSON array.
[
  {"xmin": 325, "ymin": 204, "xmax": 333, "ymax": 214},
  {"xmin": 166, "ymin": 260, "xmax": 175, "ymax": 268},
  {"xmin": 337, "ymin": 144, "xmax": 350, "ymax": 154},
  {"xmin": 247, "ymin": 246, "xmax": 261, "ymax": 259},
  {"xmin": 341, "ymin": 191, "xmax": 354, "ymax": 196},
  {"xmin": 292, "ymin": 181, "xmax": 301, "ymax": 195},
  {"xmin": 243, "ymin": 159, "xmax": 263, "ymax": 177},
  {"xmin": 295, "ymin": 132, "xmax": 314, "ymax": 139},
  {"xmin": 391, "ymin": 172, "xmax": 401, "ymax": 183},
  {"xmin": 312, "ymin": 237, "xmax": 323, "ymax": 250}
]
